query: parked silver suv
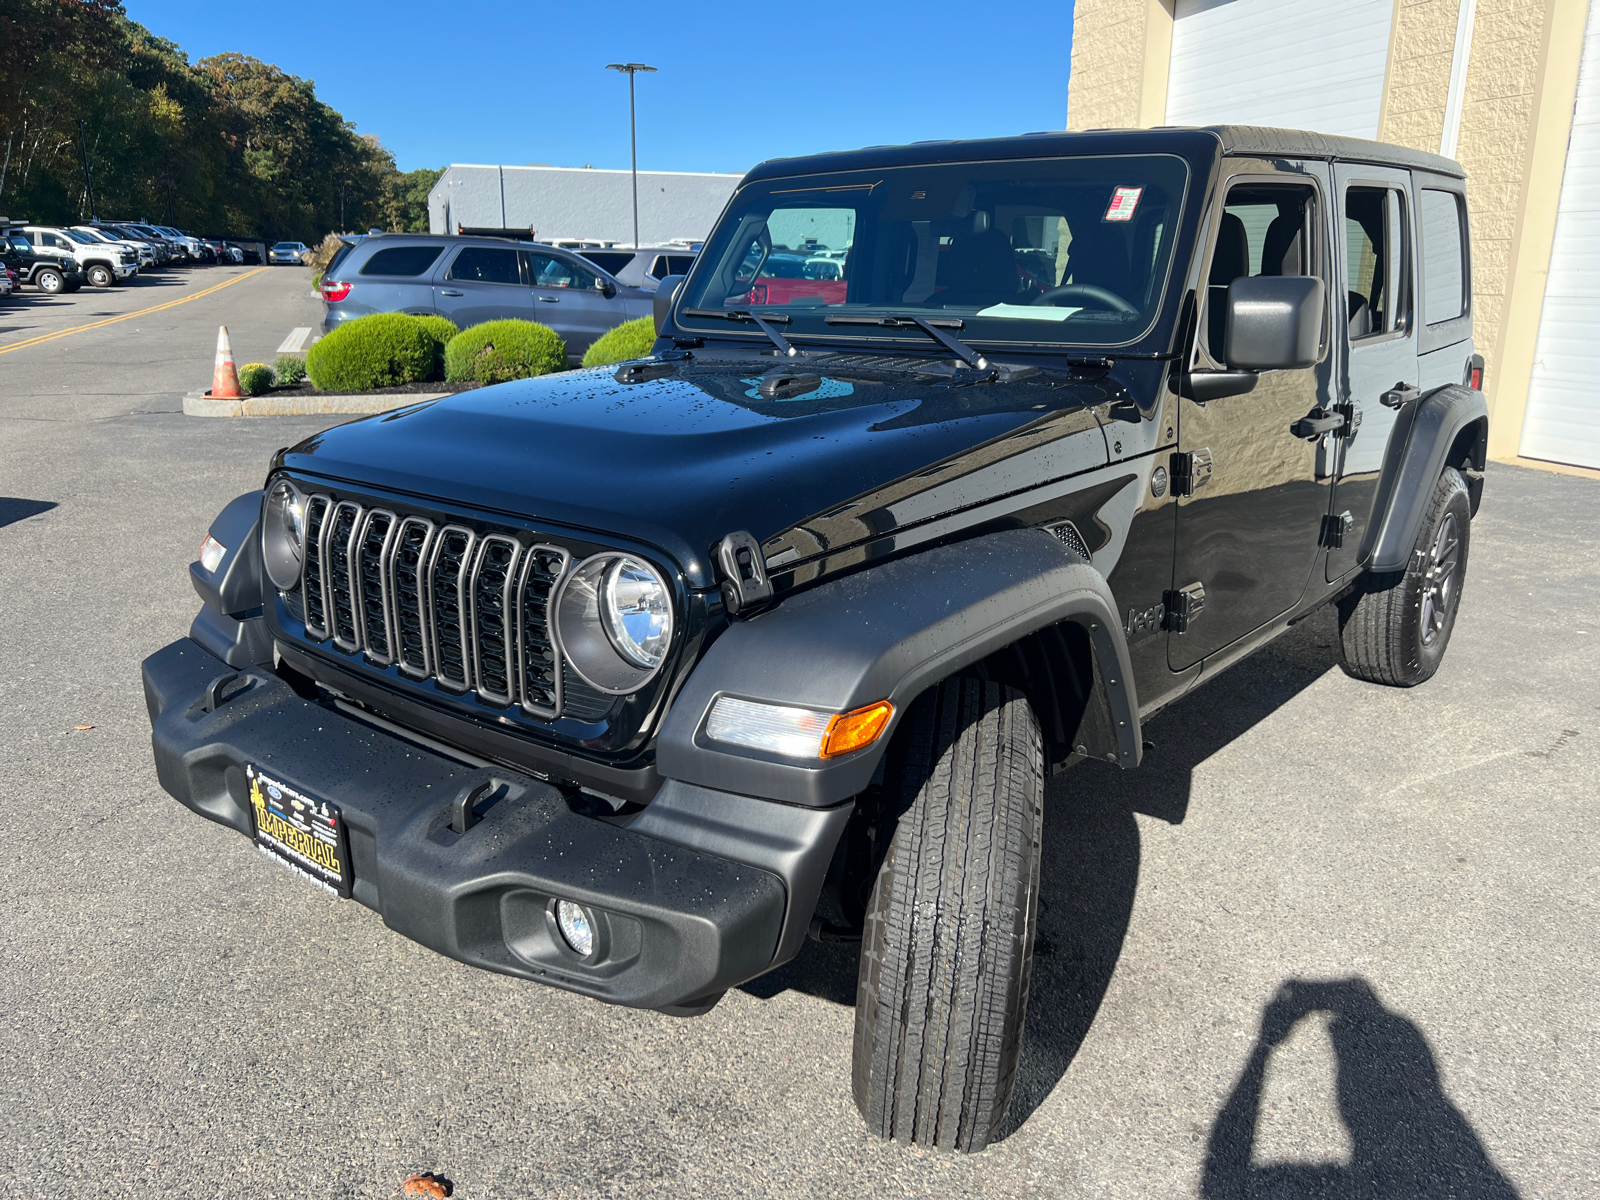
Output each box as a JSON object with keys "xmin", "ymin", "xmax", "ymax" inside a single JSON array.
[
  {"xmin": 318, "ymin": 235, "xmax": 653, "ymax": 361},
  {"xmin": 576, "ymin": 246, "xmax": 698, "ymax": 290}
]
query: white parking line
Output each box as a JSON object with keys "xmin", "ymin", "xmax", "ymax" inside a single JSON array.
[{"xmin": 276, "ymin": 327, "xmax": 312, "ymax": 353}]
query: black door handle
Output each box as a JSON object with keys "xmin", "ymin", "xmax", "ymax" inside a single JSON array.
[
  {"xmin": 1290, "ymin": 408, "xmax": 1347, "ymax": 439},
  {"xmin": 1380, "ymin": 383, "xmax": 1422, "ymax": 409}
]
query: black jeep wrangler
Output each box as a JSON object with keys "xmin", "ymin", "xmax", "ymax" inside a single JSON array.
[{"xmin": 144, "ymin": 126, "xmax": 1486, "ymax": 1152}]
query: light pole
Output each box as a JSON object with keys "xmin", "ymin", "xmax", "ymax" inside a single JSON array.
[{"xmin": 605, "ymin": 62, "xmax": 656, "ymax": 247}]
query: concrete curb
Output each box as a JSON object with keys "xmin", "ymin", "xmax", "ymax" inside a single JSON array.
[{"xmin": 183, "ymin": 389, "xmax": 447, "ymax": 417}]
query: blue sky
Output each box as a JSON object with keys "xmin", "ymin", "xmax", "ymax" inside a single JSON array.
[{"xmin": 124, "ymin": 0, "xmax": 1075, "ymax": 175}]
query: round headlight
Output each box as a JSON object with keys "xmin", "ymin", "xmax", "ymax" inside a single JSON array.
[
  {"xmin": 261, "ymin": 479, "xmax": 306, "ymax": 591},
  {"xmin": 602, "ymin": 557, "xmax": 671, "ymax": 668},
  {"xmin": 554, "ymin": 554, "xmax": 675, "ymax": 694}
]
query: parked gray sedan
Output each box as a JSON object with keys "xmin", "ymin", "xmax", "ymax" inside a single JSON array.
[{"xmin": 318, "ymin": 235, "xmax": 654, "ymax": 361}]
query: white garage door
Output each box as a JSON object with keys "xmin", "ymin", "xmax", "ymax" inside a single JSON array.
[
  {"xmin": 1165, "ymin": 0, "xmax": 1395, "ymax": 138},
  {"xmin": 1520, "ymin": 0, "xmax": 1600, "ymax": 470}
]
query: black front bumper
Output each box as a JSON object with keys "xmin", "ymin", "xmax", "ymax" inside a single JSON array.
[{"xmin": 142, "ymin": 638, "xmax": 834, "ymax": 1011}]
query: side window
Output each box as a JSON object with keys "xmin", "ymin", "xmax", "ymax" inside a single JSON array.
[
  {"xmin": 527, "ymin": 253, "xmax": 598, "ymax": 290},
  {"xmin": 1205, "ymin": 182, "xmax": 1322, "ymax": 363},
  {"xmin": 648, "ymin": 256, "xmax": 670, "ymax": 280},
  {"xmin": 1343, "ymin": 187, "xmax": 1409, "ymax": 339},
  {"xmin": 447, "ymin": 247, "xmax": 520, "ymax": 284},
  {"xmin": 667, "ymin": 255, "xmax": 696, "ymax": 275},
  {"xmin": 1420, "ymin": 189, "xmax": 1467, "ymax": 325},
  {"xmin": 360, "ymin": 246, "xmax": 444, "ymax": 277}
]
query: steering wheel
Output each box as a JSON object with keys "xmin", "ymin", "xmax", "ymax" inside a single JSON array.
[{"xmin": 1031, "ymin": 283, "xmax": 1138, "ymax": 314}]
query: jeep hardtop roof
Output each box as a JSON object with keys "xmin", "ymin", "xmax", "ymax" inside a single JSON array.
[{"xmin": 743, "ymin": 125, "xmax": 1465, "ymax": 184}]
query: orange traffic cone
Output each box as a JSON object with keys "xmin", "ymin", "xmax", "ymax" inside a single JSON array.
[{"xmin": 212, "ymin": 325, "xmax": 242, "ymax": 398}]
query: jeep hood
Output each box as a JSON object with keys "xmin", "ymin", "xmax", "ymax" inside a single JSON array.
[{"xmin": 282, "ymin": 360, "xmax": 1115, "ymax": 588}]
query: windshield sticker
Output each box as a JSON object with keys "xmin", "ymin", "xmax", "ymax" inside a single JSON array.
[
  {"xmin": 975, "ymin": 304, "xmax": 1083, "ymax": 322},
  {"xmin": 1104, "ymin": 186, "xmax": 1143, "ymax": 222}
]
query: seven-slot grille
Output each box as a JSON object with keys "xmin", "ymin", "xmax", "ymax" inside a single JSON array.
[{"xmin": 296, "ymin": 494, "xmax": 571, "ymax": 719}]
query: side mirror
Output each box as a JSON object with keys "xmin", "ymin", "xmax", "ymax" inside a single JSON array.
[
  {"xmin": 1224, "ymin": 276, "xmax": 1324, "ymax": 371},
  {"xmin": 654, "ymin": 274, "xmax": 686, "ymax": 334},
  {"xmin": 598, "ymin": 278, "xmax": 616, "ymax": 299}
]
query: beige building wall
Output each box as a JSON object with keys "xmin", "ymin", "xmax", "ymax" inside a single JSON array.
[
  {"xmin": 1064, "ymin": 0, "xmax": 1590, "ymax": 462},
  {"xmin": 1067, "ymin": 0, "xmax": 1174, "ymax": 131},
  {"xmin": 1378, "ymin": 0, "xmax": 1468, "ymax": 151}
]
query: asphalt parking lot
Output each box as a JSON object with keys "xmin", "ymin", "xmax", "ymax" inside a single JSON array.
[{"xmin": 2, "ymin": 266, "xmax": 1597, "ymax": 1199}]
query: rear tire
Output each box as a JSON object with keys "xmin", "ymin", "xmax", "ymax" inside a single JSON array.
[
  {"xmin": 852, "ymin": 677, "xmax": 1043, "ymax": 1152},
  {"xmin": 1339, "ymin": 466, "xmax": 1472, "ymax": 686}
]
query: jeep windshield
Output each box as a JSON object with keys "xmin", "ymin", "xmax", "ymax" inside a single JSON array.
[{"xmin": 677, "ymin": 154, "xmax": 1190, "ymax": 351}]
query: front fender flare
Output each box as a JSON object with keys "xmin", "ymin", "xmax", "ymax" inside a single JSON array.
[{"xmin": 657, "ymin": 528, "xmax": 1142, "ymax": 807}]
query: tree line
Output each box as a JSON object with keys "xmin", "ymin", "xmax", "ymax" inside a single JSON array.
[{"xmin": 0, "ymin": 0, "xmax": 442, "ymax": 241}]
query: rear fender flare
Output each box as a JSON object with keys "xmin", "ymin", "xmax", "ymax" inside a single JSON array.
[
  {"xmin": 1366, "ymin": 384, "xmax": 1488, "ymax": 574},
  {"xmin": 656, "ymin": 528, "xmax": 1143, "ymax": 807}
]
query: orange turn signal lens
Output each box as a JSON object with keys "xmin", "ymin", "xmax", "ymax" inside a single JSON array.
[{"xmin": 820, "ymin": 700, "xmax": 895, "ymax": 759}]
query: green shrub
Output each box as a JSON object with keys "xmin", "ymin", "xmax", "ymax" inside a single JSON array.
[
  {"xmin": 413, "ymin": 314, "xmax": 458, "ymax": 376},
  {"xmin": 238, "ymin": 362, "xmax": 274, "ymax": 395},
  {"xmin": 444, "ymin": 319, "xmax": 566, "ymax": 384},
  {"xmin": 581, "ymin": 317, "xmax": 657, "ymax": 369},
  {"xmin": 272, "ymin": 354, "xmax": 307, "ymax": 386},
  {"xmin": 306, "ymin": 312, "xmax": 435, "ymax": 391}
]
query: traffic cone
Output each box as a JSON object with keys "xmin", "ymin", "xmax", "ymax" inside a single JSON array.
[{"xmin": 212, "ymin": 325, "xmax": 242, "ymax": 398}]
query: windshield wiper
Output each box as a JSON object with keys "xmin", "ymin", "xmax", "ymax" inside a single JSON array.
[
  {"xmin": 680, "ymin": 307, "xmax": 798, "ymax": 357},
  {"xmin": 825, "ymin": 313, "xmax": 989, "ymax": 370}
]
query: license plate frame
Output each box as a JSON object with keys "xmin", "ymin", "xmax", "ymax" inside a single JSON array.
[{"xmin": 245, "ymin": 764, "xmax": 353, "ymax": 898}]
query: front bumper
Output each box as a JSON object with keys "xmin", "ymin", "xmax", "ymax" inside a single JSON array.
[{"xmin": 142, "ymin": 637, "xmax": 836, "ymax": 1010}]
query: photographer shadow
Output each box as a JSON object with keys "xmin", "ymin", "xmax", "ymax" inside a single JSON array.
[
  {"xmin": 745, "ymin": 608, "xmax": 1352, "ymax": 1141},
  {"xmin": 1202, "ymin": 978, "xmax": 1519, "ymax": 1199}
]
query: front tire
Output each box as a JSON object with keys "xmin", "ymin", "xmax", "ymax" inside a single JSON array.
[
  {"xmin": 35, "ymin": 268, "xmax": 64, "ymax": 294},
  {"xmin": 853, "ymin": 677, "xmax": 1043, "ymax": 1152},
  {"xmin": 86, "ymin": 264, "xmax": 112, "ymax": 288},
  {"xmin": 1339, "ymin": 466, "xmax": 1472, "ymax": 686}
]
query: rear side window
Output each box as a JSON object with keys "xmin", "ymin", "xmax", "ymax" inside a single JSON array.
[
  {"xmin": 447, "ymin": 247, "xmax": 521, "ymax": 284},
  {"xmin": 1344, "ymin": 186, "xmax": 1410, "ymax": 340},
  {"xmin": 649, "ymin": 254, "xmax": 696, "ymax": 279},
  {"xmin": 325, "ymin": 242, "xmax": 355, "ymax": 277},
  {"xmin": 359, "ymin": 246, "xmax": 443, "ymax": 277},
  {"xmin": 1420, "ymin": 189, "xmax": 1467, "ymax": 325},
  {"xmin": 579, "ymin": 251, "xmax": 634, "ymax": 275}
]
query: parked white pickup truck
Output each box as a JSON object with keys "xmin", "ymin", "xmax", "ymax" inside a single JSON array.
[{"xmin": 9, "ymin": 225, "xmax": 137, "ymax": 287}]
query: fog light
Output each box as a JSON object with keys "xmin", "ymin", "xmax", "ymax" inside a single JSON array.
[
  {"xmin": 555, "ymin": 900, "xmax": 594, "ymax": 957},
  {"xmin": 199, "ymin": 534, "xmax": 226, "ymax": 573}
]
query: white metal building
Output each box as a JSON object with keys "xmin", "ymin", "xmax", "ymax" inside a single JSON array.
[{"xmin": 427, "ymin": 165, "xmax": 742, "ymax": 246}]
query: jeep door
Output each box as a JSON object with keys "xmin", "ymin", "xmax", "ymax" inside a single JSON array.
[
  {"xmin": 1325, "ymin": 164, "xmax": 1421, "ymax": 581},
  {"xmin": 434, "ymin": 245, "xmax": 534, "ymax": 329},
  {"xmin": 1169, "ymin": 165, "xmax": 1335, "ymax": 672}
]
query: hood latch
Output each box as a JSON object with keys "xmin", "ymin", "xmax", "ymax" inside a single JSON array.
[{"xmin": 714, "ymin": 531, "xmax": 774, "ymax": 617}]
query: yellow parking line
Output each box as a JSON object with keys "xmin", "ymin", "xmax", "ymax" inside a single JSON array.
[{"xmin": 0, "ymin": 267, "xmax": 271, "ymax": 356}]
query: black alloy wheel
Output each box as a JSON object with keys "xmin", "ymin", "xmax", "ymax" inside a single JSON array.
[{"xmin": 1339, "ymin": 466, "xmax": 1473, "ymax": 686}]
